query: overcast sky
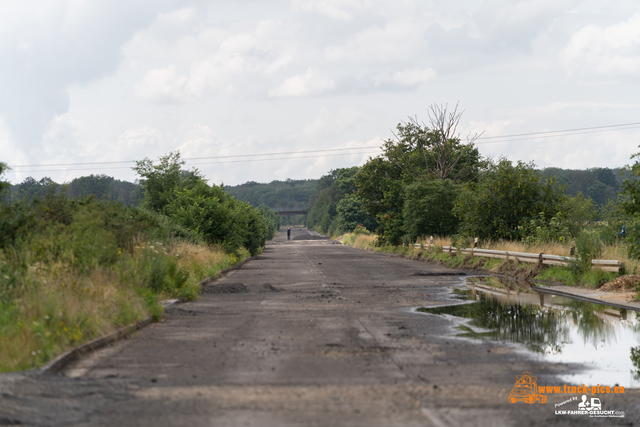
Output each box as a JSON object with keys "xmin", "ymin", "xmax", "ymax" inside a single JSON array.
[{"xmin": 2, "ymin": 0, "xmax": 640, "ymax": 186}]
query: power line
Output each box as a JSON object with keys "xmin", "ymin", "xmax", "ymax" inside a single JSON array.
[
  {"xmin": 8, "ymin": 145, "xmax": 383, "ymax": 169},
  {"xmin": 7, "ymin": 121, "xmax": 640, "ymax": 171},
  {"xmin": 475, "ymin": 124, "xmax": 640, "ymax": 144},
  {"xmin": 11, "ymin": 150, "xmax": 382, "ymax": 174},
  {"xmin": 476, "ymin": 121, "xmax": 640, "ymax": 140}
]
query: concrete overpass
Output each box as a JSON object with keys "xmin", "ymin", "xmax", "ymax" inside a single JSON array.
[{"xmin": 275, "ymin": 208, "xmax": 308, "ymax": 216}]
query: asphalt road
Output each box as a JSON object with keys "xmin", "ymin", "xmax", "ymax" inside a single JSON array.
[{"xmin": 0, "ymin": 228, "xmax": 638, "ymax": 426}]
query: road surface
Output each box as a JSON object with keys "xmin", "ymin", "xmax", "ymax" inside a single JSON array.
[{"xmin": 0, "ymin": 228, "xmax": 637, "ymax": 426}]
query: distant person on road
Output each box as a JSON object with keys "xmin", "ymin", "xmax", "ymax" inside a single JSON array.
[{"xmin": 287, "ymin": 228, "xmax": 291, "ymax": 240}]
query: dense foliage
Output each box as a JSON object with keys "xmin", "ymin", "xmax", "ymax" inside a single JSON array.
[
  {"xmin": 455, "ymin": 160, "xmax": 565, "ymax": 240},
  {"xmin": 0, "ymin": 153, "xmax": 278, "ymax": 371},
  {"xmin": 134, "ymin": 152, "xmax": 278, "ymax": 255},
  {"xmin": 539, "ymin": 167, "xmax": 624, "ymax": 207},
  {"xmin": 9, "ymin": 174, "xmax": 142, "ymax": 206},
  {"xmin": 0, "ymin": 162, "xmax": 220, "ymax": 371},
  {"xmin": 224, "ymin": 178, "xmax": 315, "ymax": 226},
  {"xmin": 351, "ymin": 109, "xmax": 636, "ymax": 251},
  {"xmin": 224, "ymin": 179, "xmax": 317, "ymax": 209},
  {"xmin": 307, "ymin": 167, "xmax": 377, "ymax": 236},
  {"xmin": 621, "ymin": 148, "xmax": 640, "ymax": 258},
  {"xmin": 355, "ymin": 113, "xmax": 484, "ymax": 245},
  {"xmin": 403, "ymin": 178, "xmax": 461, "ymax": 241}
]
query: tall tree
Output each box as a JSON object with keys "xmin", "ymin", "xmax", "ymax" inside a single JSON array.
[
  {"xmin": 383, "ymin": 103, "xmax": 484, "ymax": 182},
  {"xmin": 455, "ymin": 159, "xmax": 565, "ymax": 240},
  {"xmin": 621, "ymin": 148, "xmax": 640, "ymax": 258},
  {"xmin": 132, "ymin": 151, "xmax": 203, "ymax": 213}
]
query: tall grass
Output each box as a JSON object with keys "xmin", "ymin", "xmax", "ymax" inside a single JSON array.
[
  {"xmin": 342, "ymin": 230, "xmax": 636, "ymax": 286},
  {"xmin": 0, "ymin": 197, "xmax": 248, "ymax": 372}
]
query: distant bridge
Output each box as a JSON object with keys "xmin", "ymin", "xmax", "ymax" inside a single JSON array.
[{"xmin": 275, "ymin": 208, "xmax": 308, "ymax": 216}]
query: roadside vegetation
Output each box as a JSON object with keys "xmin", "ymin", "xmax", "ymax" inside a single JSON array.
[
  {"xmin": 337, "ymin": 103, "xmax": 640, "ymax": 294},
  {"xmin": 343, "ymin": 227, "xmax": 639, "ymax": 289},
  {"xmin": 0, "ymin": 152, "xmax": 278, "ymax": 372}
]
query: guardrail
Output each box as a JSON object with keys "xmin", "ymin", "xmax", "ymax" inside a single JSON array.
[{"xmin": 413, "ymin": 244, "xmax": 624, "ymax": 273}]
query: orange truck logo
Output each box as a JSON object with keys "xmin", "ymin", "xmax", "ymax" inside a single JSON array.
[{"xmin": 509, "ymin": 371, "xmax": 547, "ymax": 404}]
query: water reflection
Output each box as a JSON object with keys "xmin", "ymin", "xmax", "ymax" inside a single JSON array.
[
  {"xmin": 417, "ymin": 283, "xmax": 640, "ymax": 387},
  {"xmin": 419, "ymin": 291, "xmax": 570, "ymax": 355}
]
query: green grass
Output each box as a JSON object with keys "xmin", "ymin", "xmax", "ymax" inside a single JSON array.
[{"xmin": 0, "ymin": 197, "xmax": 252, "ymax": 372}]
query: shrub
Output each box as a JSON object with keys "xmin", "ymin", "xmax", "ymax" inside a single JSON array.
[{"xmin": 569, "ymin": 231, "xmax": 603, "ymax": 278}]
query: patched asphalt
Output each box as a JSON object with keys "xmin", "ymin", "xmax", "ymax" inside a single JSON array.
[{"xmin": 0, "ymin": 228, "xmax": 637, "ymax": 426}]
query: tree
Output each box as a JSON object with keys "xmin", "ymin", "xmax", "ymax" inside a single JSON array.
[
  {"xmin": 0, "ymin": 163, "xmax": 36, "ymax": 248},
  {"xmin": 621, "ymin": 147, "xmax": 640, "ymax": 258},
  {"xmin": 11, "ymin": 176, "xmax": 59, "ymax": 201},
  {"xmin": 0, "ymin": 163, "xmax": 9, "ymax": 197},
  {"xmin": 559, "ymin": 192, "xmax": 597, "ymax": 237},
  {"xmin": 455, "ymin": 159, "xmax": 565, "ymax": 240},
  {"xmin": 355, "ymin": 104, "xmax": 485, "ymax": 245},
  {"xmin": 355, "ymin": 156, "xmax": 406, "ymax": 245},
  {"xmin": 66, "ymin": 174, "xmax": 114, "ymax": 200},
  {"xmin": 336, "ymin": 194, "xmax": 377, "ymax": 233},
  {"xmin": 307, "ymin": 167, "xmax": 374, "ymax": 236},
  {"xmin": 132, "ymin": 151, "xmax": 203, "ymax": 213},
  {"xmin": 382, "ymin": 103, "xmax": 484, "ymax": 182},
  {"xmin": 403, "ymin": 178, "xmax": 461, "ymax": 241}
]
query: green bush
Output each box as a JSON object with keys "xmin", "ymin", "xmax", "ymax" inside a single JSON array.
[
  {"xmin": 569, "ymin": 231, "xmax": 603, "ymax": 277},
  {"xmin": 521, "ymin": 212, "xmax": 570, "ymax": 247},
  {"xmin": 135, "ymin": 154, "xmax": 277, "ymax": 256}
]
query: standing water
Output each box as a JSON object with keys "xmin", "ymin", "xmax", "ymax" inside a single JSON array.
[{"xmin": 417, "ymin": 278, "xmax": 640, "ymax": 388}]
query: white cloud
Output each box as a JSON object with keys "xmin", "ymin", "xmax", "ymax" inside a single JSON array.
[
  {"xmin": 133, "ymin": 65, "xmax": 189, "ymax": 103},
  {"xmin": 325, "ymin": 18, "xmax": 425, "ymax": 63},
  {"xmin": 268, "ymin": 69, "xmax": 335, "ymax": 97},
  {"xmin": 127, "ymin": 17, "xmax": 294, "ymax": 102},
  {"xmin": 374, "ymin": 67, "xmax": 437, "ymax": 88},
  {"xmin": 291, "ymin": 0, "xmax": 389, "ymax": 21},
  {"xmin": 3, "ymin": 1, "xmax": 640, "ymax": 186},
  {"xmin": 562, "ymin": 13, "xmax": 640, "ymax": 81}
]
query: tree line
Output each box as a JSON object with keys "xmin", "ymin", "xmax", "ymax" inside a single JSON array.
[
  {"xmin": 1, "ymin": 152, "xmax": 280, "ymax": 256},
  {"xmin": 8, "ymin": 174, "xmax": 143, "ymax": 206},
  {"xmin": 305, "ymin": 104, "xmax": 638, "ymax": 260}
]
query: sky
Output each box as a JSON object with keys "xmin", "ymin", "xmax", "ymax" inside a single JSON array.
[{"xmin": 2, "ymin": 0, "xmax": 640, "ymax": 186}]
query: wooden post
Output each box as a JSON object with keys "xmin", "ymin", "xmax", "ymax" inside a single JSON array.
[
  {"xmin": 538, "ymin": 253, "xmax": 543, "ymax": 268},
  {"xmin": 470, "ymin": 237, "xmax": 474, "ymax": 256},
  {"xmin": 539, "ymin": 292, "xmax": 544, "ymax": 307}
]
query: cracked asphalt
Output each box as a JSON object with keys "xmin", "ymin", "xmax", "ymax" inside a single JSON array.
[{"xmin": 1, "ymin": 228, "xmax": 638, "ymax": 426}]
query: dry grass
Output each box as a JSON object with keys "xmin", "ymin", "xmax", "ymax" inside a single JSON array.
[
  {"xmin": 602, "ymin": 244, "xmax": 640, "ymax": 274},
  {"xmin": 482, "ymin": 240, "xmax": 572, "ymax": 257},
  {"xmin": 416, "ymin": 236, "xmax": 451, "ymax": 248},
  {"xmin": 342, "ymin": 233, "xmax": 377, "ymax": 250},
  {"xmin": 0, "ymin": 240, "xmax": 242, "ymax": 373},
  {"xmin": 346, "ymin": 233, "xmax": 635, "ymax": 272},
  {"xmin": 170, "ymin": 242, "xmax": 232, "ymax": 280}
]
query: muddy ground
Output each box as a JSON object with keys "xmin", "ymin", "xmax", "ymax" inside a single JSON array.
[{"xmin": 0, "ymin": 228, "xmax": 638, "ymax": 426}]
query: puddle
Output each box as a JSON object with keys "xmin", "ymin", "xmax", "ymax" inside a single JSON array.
[{"xmin": 417, "ymin": 278, "xmax": 640, "ymax": 387}]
